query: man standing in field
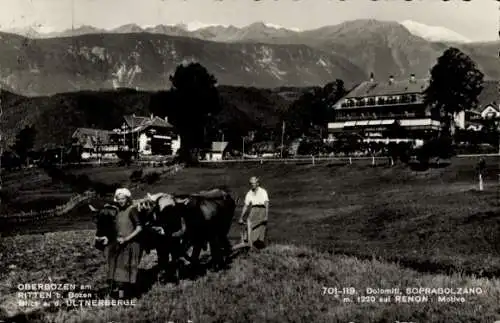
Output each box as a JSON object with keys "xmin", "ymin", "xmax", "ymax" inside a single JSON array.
[{"xmin": 239, "ymin": 176, "xmax": 269, "ymax": 249}]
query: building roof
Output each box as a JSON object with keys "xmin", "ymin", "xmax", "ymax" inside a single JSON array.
[
  {"xmin": 123, "ymin": 114, "xmax": 174, "ymax": 130},
  {"xmin": 210, "ymin": 141, "xmax": 229, "ymax": 153},
  {"xmin": 253, "ymin": 141, "xmax": 276, "ymax": 153},
  {"xmin": 343, "ymin": 78, "xmax": 429, "ymax": 99},
  {"xmin": 475, "ymin": 80, "xmax": 500, "ymax": 113},
  {"xmin": 72, "ymin": 128, "xmax": 114, "ymax": 146}
]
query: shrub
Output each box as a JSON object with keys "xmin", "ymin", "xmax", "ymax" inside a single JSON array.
[
  {"xmin": 116, "ymin": 150, "xmax": 134, "ymax": 166},
  {"xmin": 143, "ymin": 172, "xmax": 160, "ymax": 184},
  {"xmin": 129, "ymin": 169, "xmax": 143, "ymax": 182}
]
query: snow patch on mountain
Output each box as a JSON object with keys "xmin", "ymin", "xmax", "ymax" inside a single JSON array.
[
  {"xmin": 263, "ymin": 22, "xmax": 301, "ymax": 32},
  {"xmin": 400, "ymin": 20, "xmax": 471, "ymax": 43},
  {"xmin": 178, "ymin": 21, "xmax": 301, "ymax": 32},
  {"xmin": 184, "ymin": 21, "xmax": 229, "ymax": 31}
]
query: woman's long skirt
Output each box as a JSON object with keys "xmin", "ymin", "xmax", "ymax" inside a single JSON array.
[
  {"xmin": 246, "ymin": 207, "xmax": 267, "ymax": 246},
  {"xmin": 105, "ymin": 241, "xmax": 142, "ymax": 284}
]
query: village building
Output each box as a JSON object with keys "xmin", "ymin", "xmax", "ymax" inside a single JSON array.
[
  {"xmin": 72, "ymin": 114, "xmax": 181, "ymax": 159},
  {"xmin": 327, "ymin": 75, "xmax": 441, "ymax": 146},
  {"xmin": 252, "ymin": 141, "xmax": 279, "ymax": 157},
  {"xmin": 111, "ymin": 114, "xmax": 181, "ymax": 156},
  {"xmin": 71, "ymin": 128, "xmax": 118, "ymax": 160},
  {"xmin": 329, "ymin": 76, "xmax": 499, "ymax": 143},
  {"xmin": 205, "ymin": 141, "xmax": 229, "ymax": 161},
  {"xmin": 454, "ymin": 80, "xmax": 500, "ymax": 131},
  {"xmin": 287, "ymin": 139, "xmax": 301, "ymax": 157}
]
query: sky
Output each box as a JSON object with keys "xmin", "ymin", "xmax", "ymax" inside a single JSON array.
[{"xmin": 0, "ymin": 0, "xmax": 497, "ymax": 42}]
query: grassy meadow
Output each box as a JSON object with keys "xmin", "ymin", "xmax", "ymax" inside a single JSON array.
[{"xmin": 1, "ymin": 156, "xmax": 500, "ymax": 322}]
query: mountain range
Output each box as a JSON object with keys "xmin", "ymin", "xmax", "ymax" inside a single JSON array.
[
  {"xmin": 0, "ymin": 19, "xmax": 497, "ymax": 96},
  {"xmin": 1, "ymin": 20, "xmax": 473, "ymax": 44}
]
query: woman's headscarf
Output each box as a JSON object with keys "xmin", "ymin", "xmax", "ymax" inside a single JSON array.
[{"xmin": 114, "ymin": 188, "xmax": 132, "ymax": 202}]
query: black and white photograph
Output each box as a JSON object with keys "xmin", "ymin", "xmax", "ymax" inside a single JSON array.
[{"xmin": 0, "ymin": 0, "xmax": 499, "ymax": 321}]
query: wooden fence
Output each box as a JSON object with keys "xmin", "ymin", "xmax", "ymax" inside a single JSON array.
[
  {"xmin": 66, "ymin": 159, "xmax": 175, "ymax": 168},
  {"xmin": 200, "ymin": 156, "xmax": 391, "ymax": 166},
  {"xmin": 199, "ymin": 154, "xmax": 500, "ymax": 165},
  {"xmin": 0, "ymin": 191, "xmax": 96, "ymax": 224},
  {"xmin": 0, "ymin": 163, "xmax": 185, "ymax": 225}
]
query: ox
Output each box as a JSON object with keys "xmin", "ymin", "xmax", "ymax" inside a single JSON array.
[
  {"xmin": 90, "ymin": 202, "xmax": 120, "ymax": 252},
  {"xmin": 89, "ymin": 187, "xmax": 236, "ymax": 283},
  {"xmin": 89, "ymin": 199, "xmax": 187, "ymax": 284},
  {"xmin": 142, "ymin": 188, "xmax": 236, "ymax": 273}
]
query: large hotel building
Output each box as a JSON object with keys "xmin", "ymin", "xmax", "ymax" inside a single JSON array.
[
  {"xmin": 327, "ymin": 75, "xmax": 440, "ymax": 145},
  {"xmin": 327, "ymin": 76, "xmax": 498, "ymax": 145}
]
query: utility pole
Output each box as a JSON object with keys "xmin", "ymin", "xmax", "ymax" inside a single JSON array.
[
  {"xmin": 0, "ymin": 92, "xmax": 3, "ymax": 190},
  {"xmin": 280, "ymin": 121, "xmax": 286, "ymax": 158},
  {"xmin": 497, "ymin": 5, "xmax": 500, "ymax": 157},
  {"xmin": 132, "ymin": 119, "xmax": 137, "ymax": 159},
  {"xmin": 242, "ymin": 136, "xmax": 245, "ymax": 159}
]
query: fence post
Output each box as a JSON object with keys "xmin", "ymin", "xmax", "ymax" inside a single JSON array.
[
  {"xmin": 349, "ymin": 157, "xmax": 352, "ymax": 165},
  {"xmin": 372, "ymin": 156, "xmax": 375, "ymax": 166},
  {"xmin": 312, "ymin": 156, "xmax": 315, "ymax": 165}
]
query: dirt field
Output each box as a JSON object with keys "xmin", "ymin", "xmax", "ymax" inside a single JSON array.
[{"xmin": 1, "ymin": 157, "xmax": 500, "ymax": 322}]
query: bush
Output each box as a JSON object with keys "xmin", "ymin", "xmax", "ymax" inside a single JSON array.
[
  {"xmin": 143, "ymin": 172, "xmax": 160, "ymax": 184},
  {"xmin": 385, "ymin": 142, "xmax": 412, "ymax": 165},
  {"xmin": 130, "ymin": 169, "xmax": 143, "ymax": 182},
  {"xmin": 116, "ymin": 150, "xmax": 134, "ymax": 166}
]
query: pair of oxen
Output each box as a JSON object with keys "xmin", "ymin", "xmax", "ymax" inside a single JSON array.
[{"xmin": 89, "ymin": 188, "xmax": 237, "ymax": 282}]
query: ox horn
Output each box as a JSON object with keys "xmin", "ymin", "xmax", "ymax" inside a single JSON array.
[{"xmin": 88, "ymin": 204, "xmax": 98, "ymax": 212}]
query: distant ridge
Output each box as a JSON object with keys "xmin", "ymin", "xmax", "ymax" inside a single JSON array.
[
  {"xmin": 1, "ymin": 19, "xmax": 474, "ymax": 44},
  {"xmin": 0, "ymin": 19, "xmax": 496, "ymax": 96}
]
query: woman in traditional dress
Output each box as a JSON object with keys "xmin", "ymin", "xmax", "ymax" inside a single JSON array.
[
  {"xmin": 239, "ymin": 176, "xmax": 269, "ymax": 249},
  {"xmin": 105, "ymin": 188, "xmax": 143, "ymax": 299}
]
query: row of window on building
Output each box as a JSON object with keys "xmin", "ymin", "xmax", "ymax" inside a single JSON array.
[{"xmin": 340, "ymin": 94, "xmax": 420, "ymax": 108}]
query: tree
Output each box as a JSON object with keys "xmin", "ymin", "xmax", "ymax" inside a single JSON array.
[
  {"xmin": 116, "ymin": 149, "xmax": 134, "ymax": 166},
  {"xmin": 157, "ymin": 63, "xmax": 222, "ymax": 165},
  {"xmin": 416, "ymin": 134, "xmax": 455, "ymax": 166},
  {"xmin": 424, "ymin": 47, "xmax": 484, "ymax": 136},
  {"xmin": 479, "ymin": 119, "xmax": 499, "ymax": 147},
  {"xmin": 11, "ymin": 125, "xmax": 36, "ymax": 166},
  {"xmin": 335, "ymin": 133, "xmax": 362, "ymax": 156},
  {"xmin": 322, "ymin": 79, "xmax": 347, "ymax": 109},
  {"xmin": 285, "ymin": 79, "xmax": 346, "ymax": 140}
]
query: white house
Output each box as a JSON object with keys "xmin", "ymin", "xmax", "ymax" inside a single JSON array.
[
  {"xmin": 205, "ymin": 141, "xmax": 228, "ymax": 161},
  {"xmin": 447, "ymin": 81, "xmax": 500, "ymax": 132},
  {"xmin": 480, "ymin": 104, "xmax": 500, "ymax": 119},
  {"xmin": 114, "ymin": 114, "xmax": 177, "ymax": 156},
  {"xmin": 171, "ymin": 136, "xmax": 181, "ymax": 156}
]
